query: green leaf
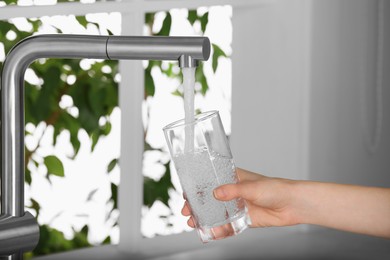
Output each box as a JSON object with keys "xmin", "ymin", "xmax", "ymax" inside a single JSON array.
[
  {"xmin": 157, "ymin": 12, "xmax": 172, "ymax": 36},
  {"xmin": 52, "ymin": 25, "xmax": 63, "ymax": 34},
  {"xmin": 29, "ymin": 19, "xmax": 42, "ymax": 32},
  {"xmin": 25, "ymin": 83, "xmax": 40, "ymax": 125},
  {"xmin": 195, "ymin": 63, "xmax": 209, "ymax": 96},
  {"xmin": 44, "ymin": 155, "xmax": 64, "ymax": 177},
  {"xmin": 33, "ymin": 66, "xmax": 62, "ymax": 122},
  {"xmin": 200, "ymin": 74, "xmax": 208, "ymax": 96},
  {"xmin": 59, "ymin": 113, "xmax": 81, "ymax": 157},
  {"xmin": 3, "ymin": 0, "xmax": 18, "ymax": 5},
  {"xmin": 171, "ymin": 89, "xmax": 183, "ymax": 98},
  {"xmin": 86, "ymin": 188, "xmax": 98, "ymax": 202},
  {"xmin": 102, "ymin": 121, "xmax": 112, "ymax": 136},
  {"xmin": 212, "ymin": 44, "xmax": 227, "ymax": 73},
  {"xmin": 33, "ymin": 225, "xmax": 75, "ymax": 255},
  {"xmin": 144, "ymin": 141, "xmax": 154, "ymax": 152},
  {"xmin": 200, "ymin": 12, "xmax": 209, "ymax": 33},
  {"xmin": 0, "ymin": 20, "xmax": 14, "ymax": 34},
  {"xmin": 143, "ymin": 161, "xmax": 175, "ymax": 207},
  {"xmin": 107, "ymin": 158, "xmax": 118, "ymax": 173},
  {"xmin": 143, "ymin": 178, "xmax": 157, "ymax": 207},
  {"xmin": 72, "ymin": 225, "xmax": 90, "ymax": 248},
  {"xmin": 88, "ymin": 85, "xmax": 105, "ymax": 117},
  {"xmin": 76, "ymin": 16, "xmax": 88, "ymax": 29},
  {"xmin": 91, "ymin": 131, "xmax": 100, "ymax": 152},
  {"xmin": 145, "ymin": 69, "xmax": 155, "ymax": 97},
  {"xmin": 72, "ymin": 85, "xmax": 99, "ymax": 133},
  {"xmin": 70, "ymin": 132, "xmax": 81, "ymax": 157},
  {"xmin": 148, "ymin": 60, "xmax": 162, "ymax": 69},
  {"xmin": 29, "ymin": 198, "xmax": 40, "ymax": 217},
  {"xmin": 26, "ymin": 167, "xmax": 32, "ymax": 185},
  {"xmin": 107, "ymin": 29, "xmax": 114, "ymax": 36},
  {"xmin": 102, "ymin": 236, "xmax": 111, "ymax": 245},
  {"xmin": 111, "ymin": 183, "xmax": 118, "ymax": 209},
  {"xmin": 145, "ymin": 13, "xmax": 155, "ymax": 26},
  {"xmin": 188, "ymin": 10, "xmax": 198, "ymax": 25}
]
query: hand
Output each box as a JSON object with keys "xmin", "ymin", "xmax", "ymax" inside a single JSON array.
[
  {"xmin": 181, "ymin": 168, "xmax": 300, "ymax": 228},
  {"xmin": 182, "ymin": 168, "xmax": 390, "ymax": 238}
]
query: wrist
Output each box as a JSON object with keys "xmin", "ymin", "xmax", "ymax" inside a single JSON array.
[{"xmin": 288, "ymin": 180, "xmax": 315, "ymax": 225}]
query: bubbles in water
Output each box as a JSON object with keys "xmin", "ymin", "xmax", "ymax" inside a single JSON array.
[{"xmin": 173, "ymin": 149, "xmax": 245, "ymax": 227}]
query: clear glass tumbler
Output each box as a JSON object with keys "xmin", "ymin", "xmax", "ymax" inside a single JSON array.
[{"xmin": 163, "ymin": 111, "xmax": 251, "ymax": 243}]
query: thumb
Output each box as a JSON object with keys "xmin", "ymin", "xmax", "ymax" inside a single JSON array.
[{"xmin": 213, "ymin": 182, "xmax": 258, "ymax": 202}]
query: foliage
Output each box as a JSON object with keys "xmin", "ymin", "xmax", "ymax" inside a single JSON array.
[
  {"xmin": 143, "ymin": 162, "xmax": 174, "ymax": 207},
  {"xmin": 30, "ymin": 225, "xmax": 91, "ymax": 256},
  {"xmin": 0, "ymin": 15, "xmax": 118, "ymax": 256},
  {"xmin": 0, "ymin": 5, "xmax": 229, "ymax": 256},
  {"xmin": 0, "ymin": 0, "xmax": 82, "ymax": 4},
  {"xmin": 44, "ymin": 155, "xmax": 65, "ymax": 177},
  {"xmin": 0, "ymin": 0, "xmax": 18, "ymax": 5}
]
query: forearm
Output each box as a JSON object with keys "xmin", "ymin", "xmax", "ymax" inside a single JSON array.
[{"xmin": 293, "ymin": 180, "xmax": 390, "ymax": 238}]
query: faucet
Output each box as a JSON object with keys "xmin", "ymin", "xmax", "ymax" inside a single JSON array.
[{"xmin": 0, "ymin": 34, "xmax": 210, "ymax": 258}]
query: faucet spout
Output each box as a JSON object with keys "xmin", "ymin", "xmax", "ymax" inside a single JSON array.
[
  {"xmin": 0, "ymin": 34, "xmax": 210, "ymax": 255},
  {"xmin": 105, "ymin": 35, "xmax": 210, "ymax": 67},
  {"xmin": 179, "ymin": 55, "xmax": 198, "ymax": 68}
]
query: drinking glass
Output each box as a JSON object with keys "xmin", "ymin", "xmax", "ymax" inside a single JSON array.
[{"xmin": 163, "ymin": 111, "xmax": 251, "ymax": 243}]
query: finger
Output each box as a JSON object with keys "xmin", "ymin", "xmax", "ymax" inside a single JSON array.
[
  {"xmin": 181, "ymin": 202, "xmax": 192, "ymax": 216},
  {"xmin": 209, "ymin": 223, "xmax": 234, "ymax": 238},
  {"xmin": 187, "ymin": 216, "xmax": 195, "ymax": 228},
  {"xmin": 213, "ymin": 182, "xmax": 259, "ymax": 202}
]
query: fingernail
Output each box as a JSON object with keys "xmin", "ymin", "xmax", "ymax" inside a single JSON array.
[{"xmin": 213, "ymin": 187, "xmax": 226, "ymax": 199}]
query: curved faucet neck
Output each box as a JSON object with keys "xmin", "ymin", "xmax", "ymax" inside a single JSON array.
[{"xmin": 1, "ymin": 34, "xmax": 210, "ymax": 217}]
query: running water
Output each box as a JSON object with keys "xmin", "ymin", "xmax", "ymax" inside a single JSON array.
[
  {"xmin": 172, "ymin": 149, "xmax": 245, "ymax": 227},
  {"xmin": 182, "ymin": 67, "xmax": 196, "ymax": 153},
  {"xmin": 171, "ymin": 66, "xmax": 251, "ymax": 240}
]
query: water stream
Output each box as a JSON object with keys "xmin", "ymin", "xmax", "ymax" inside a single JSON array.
[{"xmin": 182, "ymin": 67, "xmax": 196, "ymax": 153}]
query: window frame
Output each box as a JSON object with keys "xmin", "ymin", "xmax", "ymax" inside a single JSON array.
[{"xmin": 0, "ymin": 0, "xmax": 275, "ymax": 257}]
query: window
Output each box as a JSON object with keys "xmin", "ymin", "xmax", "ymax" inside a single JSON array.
[
  {"xmin": 0, "ymin": 0, "xmax": 270, "ymax": 258},
  {"xmin": 1, "ymin": 9, "xmax": 121, "ymax": 258}
]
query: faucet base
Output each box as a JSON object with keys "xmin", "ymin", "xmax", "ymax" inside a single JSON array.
[{"xmin": 0, "ymin": 212, "xmax": 39, "ymax": 256}]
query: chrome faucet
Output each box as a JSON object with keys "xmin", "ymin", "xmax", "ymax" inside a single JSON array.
[{"xmin": 0, "ymin": 34, "xmax": 210, "ymax": 258}]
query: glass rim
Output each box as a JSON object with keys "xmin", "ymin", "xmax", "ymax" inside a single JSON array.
[{"xmin": 162, "ymin": 110, "xmax": 219, "ymax": 131}]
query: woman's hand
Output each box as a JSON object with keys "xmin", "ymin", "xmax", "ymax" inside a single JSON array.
[
  {"xmin": 181, "ymin": 168, "xmax": 390, "ymax": 238},
  {"xmin": 181, "ymin": 168, "xmax": 301, "ymax": 228}
]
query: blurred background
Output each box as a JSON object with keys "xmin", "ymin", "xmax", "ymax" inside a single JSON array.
[{"xmin": 0, "ymin": 0, "xmax": 389, "ymax": 259}]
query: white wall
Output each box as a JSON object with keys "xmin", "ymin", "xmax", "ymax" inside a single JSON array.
[
  {"xmin": 231, "ymin": 0, "xmax": 311, "ymax": 181},
  {"xmin": 309, "ymin": 0, "xmax": 390, "ymax": 186},
  {"xmin": 231, "ymin": 0, "xmax": 390, "ymax": 188}
]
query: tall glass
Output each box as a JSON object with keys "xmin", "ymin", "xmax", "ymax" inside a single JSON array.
[{"xmin": 163, "ymin": 111, "xmax": 251, "ymax": 243}]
